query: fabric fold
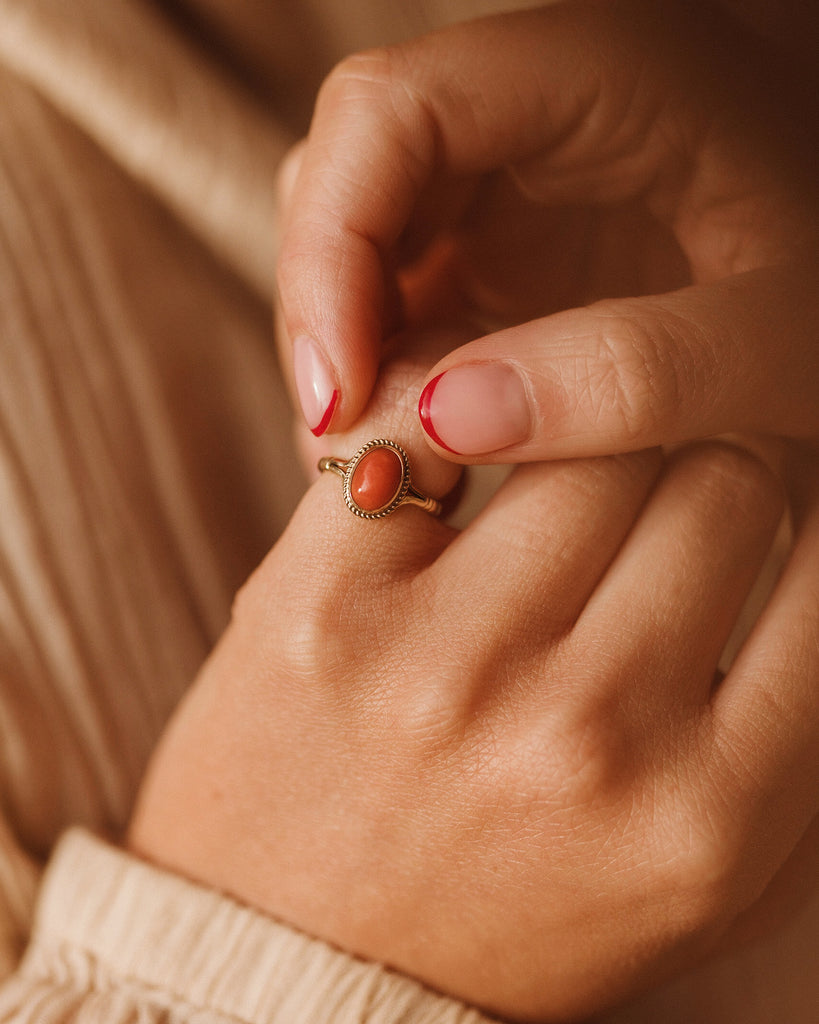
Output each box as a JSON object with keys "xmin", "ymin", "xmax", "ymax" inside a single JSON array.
[
  {"xmin": 0, "ymin": 0, "xmax": 292, "ymax": 296},
  {"xmin": 0, "ymin": 830, "xmax": 498, "ymax": 1024}
]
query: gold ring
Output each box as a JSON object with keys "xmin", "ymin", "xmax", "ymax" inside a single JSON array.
[{"xmin": 318, "ymin": 439, "xmax": 442, "ymax": 519}]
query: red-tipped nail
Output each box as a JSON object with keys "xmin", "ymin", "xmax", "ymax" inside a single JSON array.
[
  {"xmin": 293, "ymin": 335, "xmax": 339, "ymax": 437},
  {"xmin": 418, "ymin": 364, "xmax": 531, "ymax": 455},
  {"xmin": 310, "ymin": 388, "xmax": 338, "ymax": 437},
  {"xmin": 418, "ymin": 373, "xmax": 458, "ymax": 453}
]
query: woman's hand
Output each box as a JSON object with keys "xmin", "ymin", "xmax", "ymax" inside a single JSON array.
[
  {"xmin": 277, "ymin": 0, "xmax": 819, "ymax": 461},
  {"xmin": 127, "ymin": 348, "xmax": 819, "ymax": 1022}
]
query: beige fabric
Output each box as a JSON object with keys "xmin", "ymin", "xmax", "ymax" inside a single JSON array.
[
  {"xmin": 0, "ymin": 0, "xmax": 305, "ymax": 974},
  {"xmin": 0, "ymin": 0, "xmax": 292, "ymax": 296},
  {"xmin": 0, "ymin": 830, "xmax": 497, "ymax": 1024}
]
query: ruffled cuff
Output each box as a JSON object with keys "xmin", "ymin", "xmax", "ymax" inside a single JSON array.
[{"xmin": 0, "ymin": 828, "xmax": 498, "ymax": 1023}]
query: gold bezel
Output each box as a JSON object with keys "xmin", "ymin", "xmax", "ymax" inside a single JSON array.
[{"xmin": 342, "ymin": 439, "xmax": 411, "ymax": 518}]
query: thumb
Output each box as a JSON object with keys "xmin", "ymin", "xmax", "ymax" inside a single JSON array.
[{"xmin": 418, "ymin": 264, "xmax": 819, "ymax": 461}]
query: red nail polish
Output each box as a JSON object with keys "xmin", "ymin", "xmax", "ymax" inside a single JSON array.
[
  {"xmin": 310, "ymin": 389, "xmax": 339, "ymax": 437},
  {"xmin": 293, "ymin": 335, "xmax": 339, "ymax": 436},
  {"xmin": 418, "ymin": 373, "xmax": 458, "ymax": 453}
]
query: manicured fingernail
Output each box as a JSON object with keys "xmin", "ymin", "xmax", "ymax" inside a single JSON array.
[
  {"xmin": 418, "ymin": 364, "xmax": 531, "ymax": 455},
  {"xmin": 293, "ymin": 335, "xmax": 339, "ymax": 437}
]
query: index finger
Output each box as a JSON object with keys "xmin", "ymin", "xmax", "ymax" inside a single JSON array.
[{"xmin": 276, "ymin": 0, "xmax": 715, "ymax": 435}]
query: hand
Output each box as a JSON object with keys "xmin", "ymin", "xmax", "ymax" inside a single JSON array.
[
  {"xmin": 276, "ymin": 0, "xmax": 819, "ymax": 461},
  {"xmin": 127, "ymin": 346, "xmax": 819, "ymax": 1022}
]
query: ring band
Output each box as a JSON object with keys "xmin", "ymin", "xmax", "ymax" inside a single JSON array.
[{"xmin": 318, "ymin": 438, "xmax": 442, "ymax": 519}]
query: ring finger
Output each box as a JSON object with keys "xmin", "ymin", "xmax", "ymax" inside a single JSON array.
[{"xmin": 572, "ymin": 441, "xmax": 785, "ymax": 716}]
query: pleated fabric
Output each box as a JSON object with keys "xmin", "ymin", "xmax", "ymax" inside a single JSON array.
[
  {"xmin": 0, "ymin": 0, "xmax": 306, "ymax": 973},
  {"xmin": 0, "ymin": 831, "xmax": 497, "ymax": 1024}
]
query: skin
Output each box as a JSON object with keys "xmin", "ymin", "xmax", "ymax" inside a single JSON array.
[
  {"xmin": 130, "ymin": 3, "xmax": 819, "ymax": 1019},
  {"xmin": 276, "ymin": 0, "xmax": 819, "ymax": 460},
  {"xmin": 128, "ymin": 345, "xmax": 819, "ymax": 1022}
]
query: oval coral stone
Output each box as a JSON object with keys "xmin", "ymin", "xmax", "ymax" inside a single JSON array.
[{"xmin": 350, "ymin": 447, "xmax": 404, "ymax": 512}]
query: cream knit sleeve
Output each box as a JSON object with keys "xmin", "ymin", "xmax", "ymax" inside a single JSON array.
[{"xmin": 0, "ymin": 830, "xmax": 499, "ymax": 1024}]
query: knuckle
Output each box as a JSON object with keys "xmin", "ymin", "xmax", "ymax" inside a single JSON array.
[
  {"xmin": 650, "ymin": 733, "xmax": 757, "ymax": 932},
  {"xmin": 318, "ymin": 47, "xmax": 401, "ymax": 113},
  {"xmin": 655, "ymin": 797, "xmax": 748, "ymax": 930},
  {"xmin": 678, "ymin": 822, "xmax": 740, "ymax": 900},
  {"xmin": 231, "ymin": 555, "xmax": 353, "ymax": 686},
  {"xmin": 397, "ymin": 670, "xmax": 475, "ymax": 758},
  {"xmin": 317, "ymin": 47, "xmax": 435, "ymax": 175},
  {"xmin": 276, "ymin": 594, "xmax": 347, "ymax": 683},
  {"xmin": 537, "ymin": 698, "xmax": 640, "ymax": 810},
  {"xmin": 392, "ymin": 628, "xmax": 480, "ymax": 747},
  {"xmin": 579, "ymin": 301, "xmax": 699, "ymax": 445}
]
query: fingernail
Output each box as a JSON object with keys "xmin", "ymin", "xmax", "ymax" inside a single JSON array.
[
  {"xmin": 293, "ymin": 335, "xmax": 339, "ymax": 437},
  {"xmin": 418, "ymin": 364, "xmax": 531, "ymax": 455}
]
